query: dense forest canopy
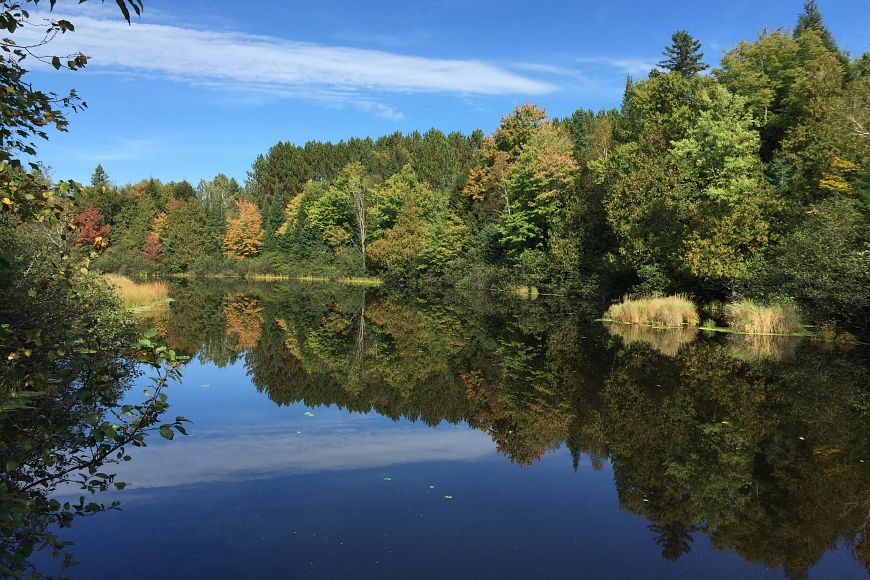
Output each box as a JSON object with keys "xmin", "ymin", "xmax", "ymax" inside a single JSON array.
[{"xmin": 63, "ymin": 2, "xmax": 869, "ymax": 330}]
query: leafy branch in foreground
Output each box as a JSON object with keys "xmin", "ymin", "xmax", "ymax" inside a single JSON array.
[
  {"xmin": 0, "ymin": 0, "xmax": 143, "ymax": 167},
  {"xmin": 0, "ymin": 334, "xmax": 188, "ymax": 578}
]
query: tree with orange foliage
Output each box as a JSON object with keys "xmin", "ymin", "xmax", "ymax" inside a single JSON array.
[
  {"xmin": 223, "ymin": 293, "xmax": 263, "ymax": 351},
  {"xmin": 223, "ymin": 200, "xmax": 263, "ymax": 259}
]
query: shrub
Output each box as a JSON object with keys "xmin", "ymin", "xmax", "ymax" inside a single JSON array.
[
  {"xmin": 724, "ymin": 300, "xmax": 802, "ymax": 334},
  {"xmin": 746, "ymin": 198, "xmax": 869, "ymax": 329},
  {"xmin": 605, "ymin": 294, "xmax": 700, "ymax": 327}
]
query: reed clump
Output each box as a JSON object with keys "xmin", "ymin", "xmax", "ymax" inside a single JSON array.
[
  {"xmin": 605, "ymin": 294, "xmax": 700, "ymax": 328},
  {"xmin": 103, "ymin": 273, "xmax": 169, "ymax": 309},
  {"xmin": 724, "ymin": 300, "xmax": 802, "ymax": 335}
]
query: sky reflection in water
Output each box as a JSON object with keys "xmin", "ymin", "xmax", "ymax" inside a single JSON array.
[{"xmin": 38, "ymin": 282, "xmax": 870, "ymax": 579}]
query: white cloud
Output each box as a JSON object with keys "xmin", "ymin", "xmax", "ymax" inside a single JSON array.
[
  {"xmin": 577, "ymin": 56, "xmax": 658, "ymax": 77},
  {"xmin": 54, "ymin": 422, "xmax": 496, "ymax": 491},
  {"xmin": 18, "ymin": 11, "xmax": 556, "ymax": 113},
  {"xmin": 74, "ymin": 137, "xmax": 161, "ymax": 162}
]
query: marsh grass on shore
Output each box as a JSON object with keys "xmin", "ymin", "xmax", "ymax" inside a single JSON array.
[
  {"xmin": 724, "ymin": 300, "xmax": 803, "ymax": 335},
  {"xmin": 104, "ymin": 274, "xmax": 169, "ymax": 309},
  {"xmin": 605, "ymin": 294, "xmax": 700, "ymax": 328}
]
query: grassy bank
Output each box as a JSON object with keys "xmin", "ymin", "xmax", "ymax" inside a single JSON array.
[
  {"xmin": 723, "ymin": 300, "xmax": 803, "ymax": 335},
  {"xmin": 104, "ymin": 274, "xmax": 170, "ymax": 310},
  {"xmin": 165, "ymin": 272, "xmax": 383, "ymax": 286},
  {"xmin": 604, "ymin": 294, "xmax": 699, "ymax": 328},
  {"xmin": 602, "ymin": 293, "xmax": 820, "ymax": 339}
]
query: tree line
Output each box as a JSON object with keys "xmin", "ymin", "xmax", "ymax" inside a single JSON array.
[{"xmin": 71, "ymin": 1, "xmax": 868, "ymax": 330}]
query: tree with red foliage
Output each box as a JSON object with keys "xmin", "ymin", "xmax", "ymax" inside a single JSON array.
[
  {"xmin": 143, "ymin": 231, "xmax": 162, "ymax": 264},
  {"xmin": 73, "ymin": 206, "xmax": 110, "ymax": 249}
]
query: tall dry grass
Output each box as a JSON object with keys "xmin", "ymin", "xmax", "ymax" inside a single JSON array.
[
  {"xmin": 104, "ymin": 274, "xmax": 169, "ymax": 309},
  {"xmin": 605, "ymin": 294, "xmax": 700, "ymax": 328},
  {"xmin": 724, "ymin": 300, "xmax": 802, "ymax": 335}
]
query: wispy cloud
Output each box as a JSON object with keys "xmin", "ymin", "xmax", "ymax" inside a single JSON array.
[
  {"xmin": 20, "ymin": 11, "xmax": 556, "ymax": 120},
  {"xmin": 577, "ymin": 56, "xmax": 658, "ymax": 77},
  {"xmin": 73, "ymin": 137, "xmax": 161, "ymax": 162},
  {"xmin": 55, "ymin": 422, "xmax": 496, "ymax": 491}
]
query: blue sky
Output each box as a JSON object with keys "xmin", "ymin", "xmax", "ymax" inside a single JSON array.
[{"xmin": 22, "ymin": 0, "xmax": 869, "ymax": 186}]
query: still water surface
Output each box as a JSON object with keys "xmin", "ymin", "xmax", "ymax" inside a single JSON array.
[{"xmin": 42, "ymin": 282, "xmax": 870, "ymax": 579}]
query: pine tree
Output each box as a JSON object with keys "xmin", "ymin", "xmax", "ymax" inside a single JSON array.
[
  {"xmin": 794, "ymin": 0, "xmax": 850, "ymax": 70},
  {"xmin": 90, "ymin": 164, "xmax": 110, "ymax": 189},
  {"xmin": 658, "ymin": 30, "xmax": 708, "ymax": 76}
]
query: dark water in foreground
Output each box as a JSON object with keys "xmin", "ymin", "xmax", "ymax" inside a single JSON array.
[{"xmin": 41, "ymin": 282, "xmax": 870, "ymax": 578}]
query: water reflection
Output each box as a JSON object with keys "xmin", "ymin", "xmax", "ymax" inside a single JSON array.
[{"xmin": 143, "ymin": 280, "xmax": 869, "ymax": 578}]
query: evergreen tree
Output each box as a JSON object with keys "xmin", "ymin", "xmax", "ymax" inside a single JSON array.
[
  {"xmin": 658, "ymin": 30, "xmax": 708, "ymax": 76},
  {"xmin": 794, "ymin": 0, "xmax": 850, "ymax": 71},
  {"xmin": 90, "ymin": 164, "xmax": 110, "ymax": 189}
]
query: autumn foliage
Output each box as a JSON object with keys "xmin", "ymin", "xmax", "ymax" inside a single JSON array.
[
  {"xmin": 223, "ymin": 200, "xmax": 263, "ymax": 259},
  {"xmin": 223, "ymin": 293, "xmax": 263, "ymax": 351},
  {"xmin": 143, "ymin": 231, "xmax": 162, "ymax": 263},
  {"xmin": 73, "ymin": 206, "xmax": 110, "ymax": 248}
]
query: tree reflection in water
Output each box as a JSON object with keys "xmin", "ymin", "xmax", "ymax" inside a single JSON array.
[{"xmin": 146, "ymin": 280, "xmax": 870, "ymax": 578}]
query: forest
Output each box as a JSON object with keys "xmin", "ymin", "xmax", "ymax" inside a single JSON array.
[
  {"xmin": 60, "ymin": 2, "xmax": 870, "ymax": 331},
  {"xmin": 1, "ymin": 1, "xmax": 868, "ymax": 576}
]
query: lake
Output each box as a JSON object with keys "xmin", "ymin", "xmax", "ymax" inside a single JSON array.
[{"xmin": 37, "ymin": 281, "xmax": 870, "ymax": 579}]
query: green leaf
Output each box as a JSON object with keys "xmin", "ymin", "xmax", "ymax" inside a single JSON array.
[{"xmin": 159, "ymin": 426, "xmax": 174, "ymax": 440}]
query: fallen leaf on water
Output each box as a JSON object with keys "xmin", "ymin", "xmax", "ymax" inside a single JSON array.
[
  {"xmin": 383, "ymin": 477, "xmax": 392, "ymax": 481},
  {"xmin": 443, "ymin": 495, "xmax": 453, "ymax": 500},
  {"xmin": 304, "ymin": 411, "xmax": 314, "ymax": 417}
]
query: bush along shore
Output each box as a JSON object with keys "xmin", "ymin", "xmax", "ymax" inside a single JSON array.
[{"xmin": 601, "ymin": 294, "xmax": 824, "ymax": 338}]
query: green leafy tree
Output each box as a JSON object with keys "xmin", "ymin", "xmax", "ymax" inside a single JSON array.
[
  {"xmin": 162, "ymin": 198, "xmax": 211, "ymax": 272},
  {"xmin": 669, "ymin": 87, "xmax": 779, "ymax": 287},
  {"xmin": 748, "ymin": 197, "xmax": 869, "ymax": 327},
  {"xmin": 716, "ymin": 29, "xmax": 801, "ymax": 159},
  {"xmin": 602, "ymin": 72, "xmax": 715, "ymax": 292},
  {"xmin": 368, "ymin": 166, "xmax": 467, "ymax": 277},
  {"xmin": 197, "ymin": 173, "xmax": 241, "ymax": 252},
  {"xmin": 793, "ymin": 0, "xmax": 850, "ymax": 70}
]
